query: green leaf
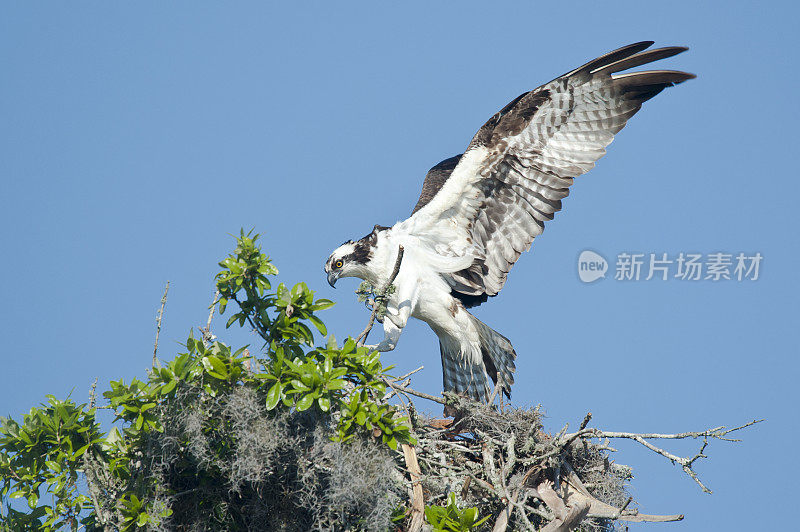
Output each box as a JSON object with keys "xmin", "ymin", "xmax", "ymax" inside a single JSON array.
[
  {"xmin": 330, "ymin": 367, "xmax": 347, "ymax": 379},
  {"xmin": 74, "ymin": 443, "xmax": 91, "ymax": 458},
  {"xmin": 295, "ymin": 322, "xmax": 314, "ymax": 345},
  {"xmin": 318, "ymin": 396, "xmax": 331, "ymax": 412},
  {"xmin": 308, "ymin": 315, "xmax": 327, "ymax": 336},
  {"xmin": 290, "ymin": 379, "xmax": 311, "ymax": 392},
  {"xmin": 202, "ymin": 356, "xmax": 228, "ymax": 379},
  {"xmin": 161, "ymin": 379, "xmax": 177, "ymax": 395},
  {"xmin": 290, "ymin": 282, "xmax": 304, "ymax": 299},
  {"xmin": 311, "ymin": 299, "xmax": 335, "ymax": 311},
  {"xmin": 326, "ymin": 379, "xmax": 345, "ymax": 390},
  {"xmin": 265, "ymin": 382, "xmax": 282, "ymax": 410},
  {"xmin": 461, "ymin": 508, "xmax": 477, "ymax": 525},
  {"xmin": 474, "ymin": 514, "xmax": 490, "ymax": 527},
  {"xmin": 296, "ymin": 393, "xmax": 314, "ymax": 412},
  {"xmin": 326, "ymin": 334, "xmax": 338, "ymax": 350}
]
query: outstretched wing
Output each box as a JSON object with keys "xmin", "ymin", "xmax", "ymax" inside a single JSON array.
[{"xmin": 406, "ymin": 42, "xmax": 694, "ymax": 307}]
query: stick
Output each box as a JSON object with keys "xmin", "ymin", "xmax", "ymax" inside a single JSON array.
[
  {"xmin": 356, "ymin": 245, "xmax": 404, "ymax": 346},
  {"xmin": 89, "ymin": 378, "xmax": 98, "ymax": 409},
  {"xmin": 201, "ymin": 289, "xmax": 220, "ymax": 347},
  {"xmin": 393, "ymin": 365, "xmax": 424, "ymax": 382},
  {"xmin": 402, "ymin": 444, "xmax": 425, "ymax": 532},
  {"xmin": 385, "ymin": 380, "xmax": 446, "ymax": 405},
  {"xmin": 562, "ymin": 419, "xmax": 763, "ymax": 493},
  {"xmin": 152, "ymin": 281, "xmax": 169, "ymax": 368},
  {"xmin": 538, "ymin": 479, "xmax": 590, "ymax": 532},
  {"xmin": 487, "ymin": 374, "xmax": 504, "ymax": 406}
]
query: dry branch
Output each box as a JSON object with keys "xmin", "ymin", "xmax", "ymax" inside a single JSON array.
[
  {"xmin": 152, "ymin": 281, "xmax": 170, "ymax": 367},
  {"xmin": 560, "ymin": 420, "xmax": 763, "ymax": 494},
  {"xmin": 402, "ymin": 444, "xmax": 425, "ymax": 532},
  {"xmin": 200, "ymin": 289, "xmax": 220, "ymax": 347}
]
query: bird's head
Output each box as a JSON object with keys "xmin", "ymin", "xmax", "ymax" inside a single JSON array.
[
  {"xmin": 324, "ymin": 225, "xmax": 389, "ymax": 288},
  {"xmin": 324, "ymin": 241, "xmax": 359, "ymax": 288}
]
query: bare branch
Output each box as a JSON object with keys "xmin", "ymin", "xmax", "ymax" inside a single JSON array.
[
  {"xmin": 487, "ymin": 374, "xmax": 504, "ymax": 406},
  {"xmin": 392, "ymin": 365, "xmax": 424, "ymax": 382},
  {"xmin": 385, "ymin": 379, "xmax": 445, "ymax": 406},
  {"xmin": 579, "ymin": 412, "xmax": 592, "ymax": 431},
  {"xmin": 200, "ymin": 289, "xmax": 220, "ymax": 347},
  {"xmin": 88, "ymin": 377, "xmax": 98, "ymax": 409},
  {"xmin": 560, "ymin": 419, "xmax": 763, "ymax": 494},
  {"xmin": 152, "ymin": 281, "xmax": 170, "ymax": 368},
  {"xmin": 402, "ymin": 444, "xmax": 425, "ymax": 532}
]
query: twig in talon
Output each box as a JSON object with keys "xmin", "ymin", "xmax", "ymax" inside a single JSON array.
[{"xmin": 355, "ymin": 245, "xmax": 404, "ymax": 346}]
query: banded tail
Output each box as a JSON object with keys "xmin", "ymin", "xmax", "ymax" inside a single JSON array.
[{"xmin": 439, "ymin": 313, "xmax": 517, "ymax": 403}]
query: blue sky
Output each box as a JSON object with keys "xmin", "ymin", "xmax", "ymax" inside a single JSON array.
[{"xmin": 1, "ymin": 2, "xmax": 797, "ymax": 529}]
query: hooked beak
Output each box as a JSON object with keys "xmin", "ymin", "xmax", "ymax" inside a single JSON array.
[{"xmin": 327, "ymin": 270, "xmax": 339, "ymax": 288}]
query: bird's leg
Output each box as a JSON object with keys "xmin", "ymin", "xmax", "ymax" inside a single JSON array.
[
  {"xmin": 365, "ymin": 281, "xmax": 416, "ymax": 352},
  {"xmin": 365, "ymin": 317, "xmax": 403, "ymax": 352}
]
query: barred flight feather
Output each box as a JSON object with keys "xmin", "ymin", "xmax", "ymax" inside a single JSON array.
[{"xmin": 408, "ymin": 42, "xmax": 694, "ymax": 308}]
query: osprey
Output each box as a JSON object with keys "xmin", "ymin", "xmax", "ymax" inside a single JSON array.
[{"xmin": 325, "ymin": 42, "xmax": 694, "ymax": 402}]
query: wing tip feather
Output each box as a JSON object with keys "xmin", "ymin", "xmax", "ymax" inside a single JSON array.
[
  {"xmin": 564, "ymin": 41, "xmax": 655, "ymax": 78},
  {"xmin": 612, "ymin": 69, "xmax": 697, "ymax": 85},
  {"xmin": 591, "ymin": 46, "xmax": 691, "ymax": 76}
]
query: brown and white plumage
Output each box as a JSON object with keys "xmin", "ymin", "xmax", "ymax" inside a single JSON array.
[
  {"xmin": 325, "ymin": 42, "xmax": 694, "ymax": 403},
  {"xmin": 406, "ymin": 41, "xmax": 694, "ymax": 308}
]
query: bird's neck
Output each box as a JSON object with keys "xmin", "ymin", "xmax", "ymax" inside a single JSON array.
[{"xmin": 361, "ymin": 230, "xmax": 403, "ymax": 288}]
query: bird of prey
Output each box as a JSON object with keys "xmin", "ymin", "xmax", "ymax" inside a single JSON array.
[{"xmin": 325, "ymin": 42, "xmax": 694, "ymax": 403}]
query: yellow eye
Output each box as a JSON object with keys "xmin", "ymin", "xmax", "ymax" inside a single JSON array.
[{"xmin": 335, "ymin": 260, "xmax": 343, "ymax": 269}]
